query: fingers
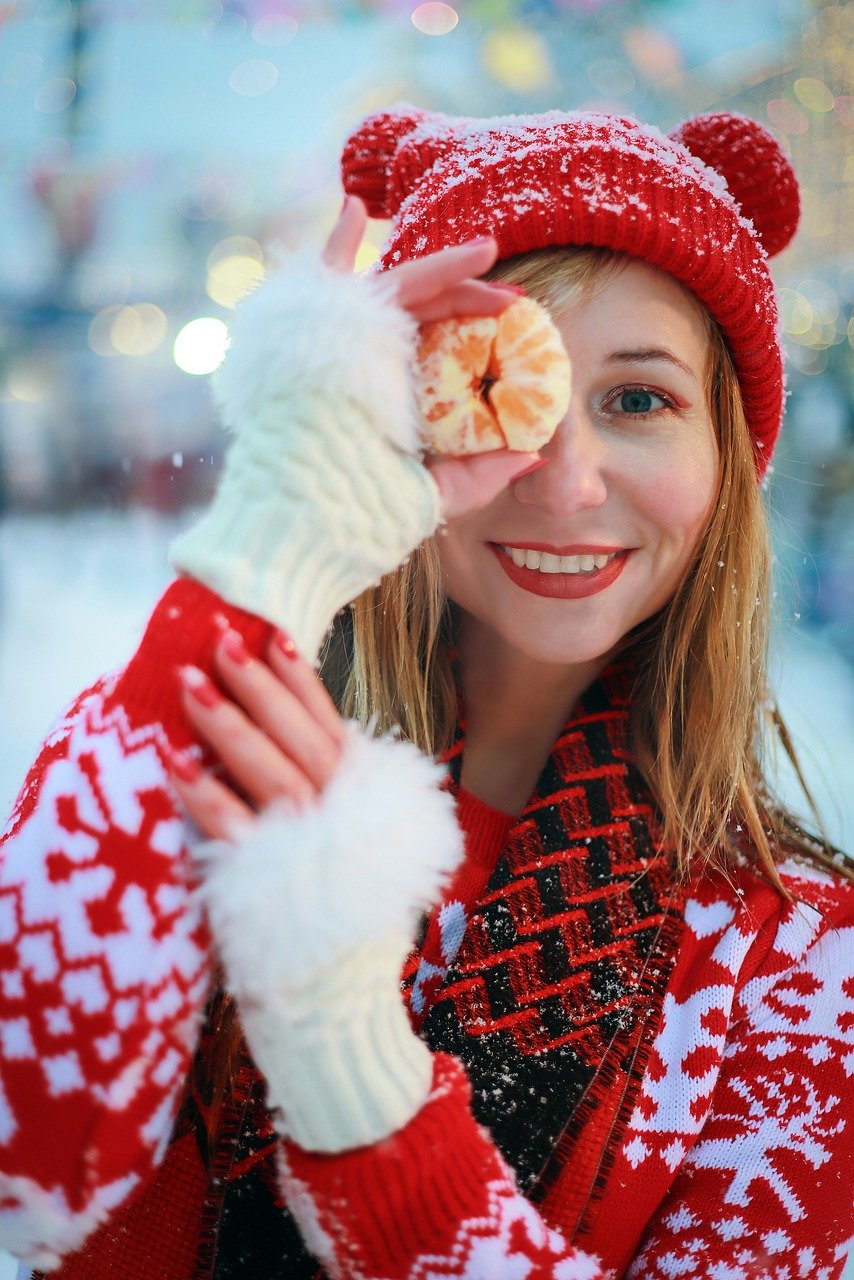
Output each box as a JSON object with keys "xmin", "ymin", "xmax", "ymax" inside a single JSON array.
[
  {"xmin": 176, "ymin": 663, "xmax": 320, "ymax": 812},
  {"xmin": 211, "ymin": 631, "xmax": 345, "ymax": 790},
  {"xmin": 428, "ymin": 450, "xmax": 548, "ymax": 521},
  {"xmin": 409, "ymin": 279, "xmax": 524, "ymax": 323},
  {"xmin": 392, "ymin": 236, "xmax": 499, "ymax": 310},
  {"xmin": 166, "ymin": 629, "xmax": 348, "ymax": 825},
  {"xmin": 321, "ymin": 194, "xmax": 368, "ymax": 273},
  {"xmin": 322, "ymin": 210, "xmax": 516, "ymax": 323},
  {"xmin": 264, "ymin": 631, "xmax": 349, "ymax": 752},
  {"xmin": 166, "ymin": 749, "xmax": 256, "ymax": 843}
]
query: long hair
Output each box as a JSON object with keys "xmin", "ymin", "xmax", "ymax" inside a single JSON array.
[{"xmin": 195, "ymin": 244, "xmax": 852, "ymax": 1122}]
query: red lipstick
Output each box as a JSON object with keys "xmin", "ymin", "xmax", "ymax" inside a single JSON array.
[{"xmin": 488, "ymin": 544, "xmax": 631, "ymax": 599}]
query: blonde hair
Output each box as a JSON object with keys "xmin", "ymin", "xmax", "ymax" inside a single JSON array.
[{"xmin": 323, "ymin": 245, "xmax": 852, "ymax": 899}]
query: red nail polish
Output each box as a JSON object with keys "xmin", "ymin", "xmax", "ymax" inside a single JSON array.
[
  {"xmin": 165, "ymin": 746, "xmax": 202, "ymax": 784},
  {"xmin": 512, "ymin": 457, "xmax": 550, "ymax": 481},
  {"xmin": 221, "ymin": 629, "xmax": 251, "ymax": 666},
  {"xmin": 179, "ymin": 665, "xmax": 224, "ymax": 709},
  {"xmin": 273, "ymin": 630, "xmax": 298, "ymax": 660}
]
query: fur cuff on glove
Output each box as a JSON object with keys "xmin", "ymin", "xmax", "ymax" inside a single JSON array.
[
  {"xmin": 191, "ymin": 721, "xmax": 463, "ymax": 1150},
  {"xmin": 211, "ymin": 247, "xmax": 423, "ymax": 456},
  {"xmin": 193, "ymin": 719, "xmax": 462, "ymax": 993}
]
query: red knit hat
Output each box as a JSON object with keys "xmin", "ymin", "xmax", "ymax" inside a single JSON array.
[{"xmin": 340, "ymin": 105, "xmax": 800, "ymax": 479}]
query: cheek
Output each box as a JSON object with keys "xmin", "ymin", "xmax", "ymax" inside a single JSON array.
[
  {"xmin": 644, "ymin": 475, "xmax": 713, "ymax": 540},
  {"xmin": 636, "ymin": 434, "xmax": 718, "ymax": 545}
]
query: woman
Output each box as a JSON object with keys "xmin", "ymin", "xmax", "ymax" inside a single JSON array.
[{"xmin": 2, "ymin": 106, "xmax": 852, "ymax": 1280}]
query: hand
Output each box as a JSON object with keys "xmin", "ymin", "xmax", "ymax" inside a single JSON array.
[
  {"xmin": 167, "ymin": 625, "xmax": 346, "ymax": 838},
  {"xmin": 324, "ymin": 195, "xmax": 542, "ymax": 522}
]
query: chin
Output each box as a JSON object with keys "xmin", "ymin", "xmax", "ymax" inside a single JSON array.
[
  {"xmin": 471, "ymin": 610, "xmax": 629, "ymax": 666},
  {"xmin": 513, "ymin": 633, "xmax": 620, "ymax": 666}
]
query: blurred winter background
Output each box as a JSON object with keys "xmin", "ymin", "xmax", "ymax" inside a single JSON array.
[{"xmin": 0, "ymin": 0, "xmax": 851, "ymax": 1275}]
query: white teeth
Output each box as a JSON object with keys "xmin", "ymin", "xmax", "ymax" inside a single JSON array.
[{"xmin": 500, "ymin": 546, "xmax": 619, "ymax": 575}]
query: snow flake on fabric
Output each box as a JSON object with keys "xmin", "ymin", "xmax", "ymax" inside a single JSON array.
[
  {"xmin": 714, "ymin": 1216, "xmax": 747, "ymax": 1241},
  {"xmin": 0, "ymin": 682, "xmax": 210, "ymax": 1265},
  {"xmin": 687, "ymin": 1071, "xmax": 840, "ymax": 1222},
  {"xmin": 625, "ymin": 1135, "xmax": 651, "ymax": 1168}
]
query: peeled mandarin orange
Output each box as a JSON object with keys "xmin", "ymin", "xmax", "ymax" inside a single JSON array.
[{"xmin": 414, "ymin": 296, "xmax": 571, "ymax": 455}]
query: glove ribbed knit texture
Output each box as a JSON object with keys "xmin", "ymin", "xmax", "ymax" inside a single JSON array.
[{"xmin": 169, "ymin": 251, "xmax": 442, "ymax": 662}]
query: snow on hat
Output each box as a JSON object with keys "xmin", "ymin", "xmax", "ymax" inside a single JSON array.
[{"xmin": 340, "ymin": 105, "xmax": 800, "ymax": 479}]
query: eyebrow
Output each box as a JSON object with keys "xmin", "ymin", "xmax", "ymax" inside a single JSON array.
[{"xmin": 603, "ymin": 348, "xmax": 698, "ymax": 383}]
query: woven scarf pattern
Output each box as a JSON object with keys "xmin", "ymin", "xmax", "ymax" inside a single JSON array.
[{"xmin": 412, "ymin": 658, "xmax": 686, "ymax": 1234}]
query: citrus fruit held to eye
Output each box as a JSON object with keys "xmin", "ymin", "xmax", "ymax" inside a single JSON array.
[{"xmin": 414, "ymin": 296, "xmax": 572, "ymax": 454}]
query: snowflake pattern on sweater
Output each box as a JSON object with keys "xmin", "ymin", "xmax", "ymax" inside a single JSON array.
[
  {"xmin": 0, "ymin": 675, "xmax": 211, "ymax": 1267},
  {"xmin": 0, "ymin": 577, "xmax": 852, "ymax": 1279}
]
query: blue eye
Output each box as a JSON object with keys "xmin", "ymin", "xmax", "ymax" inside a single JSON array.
[{"xmin": 618, "ymin": 388, "xmax": 666, "ymax": 415}]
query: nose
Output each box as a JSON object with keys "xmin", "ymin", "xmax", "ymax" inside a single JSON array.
[{"xmin": 512, "ymin": 400, "xmax": 608, "ymax": 515}]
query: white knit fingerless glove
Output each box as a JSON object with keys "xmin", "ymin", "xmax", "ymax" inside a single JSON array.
[
  {"xmin": 168, "ymin": 251, "xmax": 442, "ymax": 664},
  {"xmin": 191, "ymin": 720, "xmax": 463, "ymax": 1152}
]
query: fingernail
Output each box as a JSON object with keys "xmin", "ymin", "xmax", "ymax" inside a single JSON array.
[
  {"xmin": 340, "ymin": 193, "xmax": 350, "ymax": 215},
  {"xmin": 179, "ymin": 665, "xmax": 224, "ymax": 709},
  {"xmin": 165, "ymin": 745, "xmax": 202, "ymax": 784},
  {"xmin": 469, "ymin": 235, "xmax": 495, "ymax": 246},
  {"xmin": 512, "ymin": 456, "xmax": 550, "ymax": 481},
  {"xmin": 273, "ymin": 630, "xmax": 298, "ymax": 661},
  {"xmin": 497, "ymin": 284, "xmax": 526, "ymax": 296},
  {"xmin": 221, "ymin": 629, "xmax": 251, "ymax": 666}
]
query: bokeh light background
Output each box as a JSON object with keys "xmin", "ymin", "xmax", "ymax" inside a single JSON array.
[{"xmin": 0, "ymin": 4, "xmax": 852, "ymax": 1269}]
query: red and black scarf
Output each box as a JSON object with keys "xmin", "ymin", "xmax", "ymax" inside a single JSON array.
[{"xmin": 184, "ymin": 657, "xmax": 688, "ymax": 1277}]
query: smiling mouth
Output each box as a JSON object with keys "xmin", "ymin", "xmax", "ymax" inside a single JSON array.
[
  {"xmin": 495, "ymin": 545, "xmax": 620, "ymax": 575},
  {"xmin": 486, "ymin": 542, "xmax": 632, "ymax": 599}
]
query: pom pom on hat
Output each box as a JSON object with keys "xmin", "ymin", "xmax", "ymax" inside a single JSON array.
[
  {"xmin": 341, "ymin": 104, "xmax": 430, "ymax": 217},
  {"xmin": 670, "ymin": 112, "xmax": 800, "ymax": 258}
]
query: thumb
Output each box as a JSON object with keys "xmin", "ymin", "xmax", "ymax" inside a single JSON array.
[{"xmin": 428, "ymin": 450, "xmax": 548, "ymax": 521}]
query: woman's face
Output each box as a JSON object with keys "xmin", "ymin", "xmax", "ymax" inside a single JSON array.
[{"xmin": 437, "ymin": 257, "xmax": 720, "ymax": 665}]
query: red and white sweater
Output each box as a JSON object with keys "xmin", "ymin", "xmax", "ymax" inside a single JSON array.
[{"xmin": 1, "ymin": 577, "xmax": 852, "ymax": 1279}]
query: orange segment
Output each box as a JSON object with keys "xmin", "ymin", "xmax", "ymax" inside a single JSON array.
[{"xmin": 414, "ymin": 296, "xmax": 571, "ymax": 455}]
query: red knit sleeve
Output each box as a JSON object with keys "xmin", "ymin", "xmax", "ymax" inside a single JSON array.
[
  {"xmin": 279, "ymin": 1052, "xmax": 606, "ymax": 1279},
  {"xmin": 625, "ymin": 875, "xmax": 854, "ymax": 1279},
  {"xmin": 0, "ymin": 576, "xmax": 274, "ymax": 1272}
]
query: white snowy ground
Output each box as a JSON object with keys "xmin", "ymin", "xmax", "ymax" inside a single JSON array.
[{"xmin": 0, "ymin": 510, "xmax": 852, "ymax": 1280}]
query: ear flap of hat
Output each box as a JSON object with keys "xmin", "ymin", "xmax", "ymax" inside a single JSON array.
[
  {"xmin": 342, "ymin": 103, "xmax": 448, "ymax": 218},
  {"xmin": 670, "ymin": 112, "xmax": 800, "ymax": 258}
]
